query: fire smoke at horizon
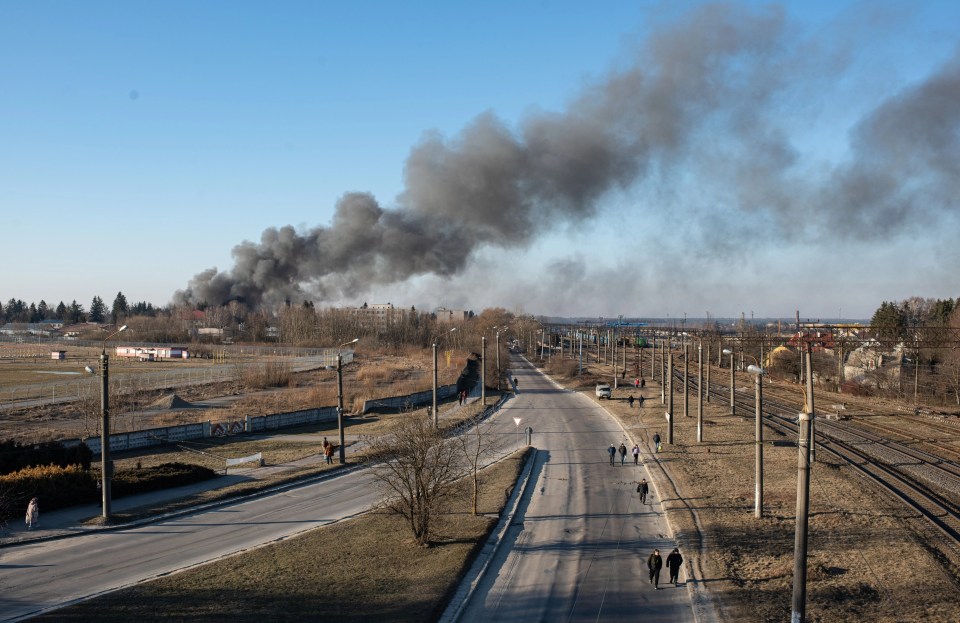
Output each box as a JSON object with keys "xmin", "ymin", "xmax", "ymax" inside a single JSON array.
[{"xmin": 175, "ymin": 3, "xmax": 960, "ymax": 310}]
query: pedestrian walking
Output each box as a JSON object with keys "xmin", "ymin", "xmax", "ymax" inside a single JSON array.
[
  {"xmin": 628, "ymin": 395, "xmax": 635, "ymax": 408},
  {"xmin": 25, "ymin": 497, "xmax": 39, "ymax": 531},
  {"xmin": 635, "ymin": 378, "xmax": 640, "ymax": 388},
  {"xmin": 324, "ymin": 442, "xmax": 335, "ymax": 464},
  {"xmin": 653, "ymin": 432, "xmax": 662, "ymax": 452},
  {"xmin": 641, "ymin": 378, "xmax": 646, "ymax": 389},
  {"xmin": 648, "ymin": 549, "xmax": 663, "ymax": 589},
  {"xmin": 632, "ymin": 444, "xmax": 640, "ymax": 464},
  {"xmin": 666, "ymin": 548, "xmax": 684, "ymax": 585},
  {"xmin": 637, "ymin": 478, "xmax": 649, "ymax": 503},
  {"xmin": 607, "ymin": 443, "xmax": 617, "ymax": 466},
  {"xmin": 618, "ymin": 443, "xmax": 627, "ymax": 466}
]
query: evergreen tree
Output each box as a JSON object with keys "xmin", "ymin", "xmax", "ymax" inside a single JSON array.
[
  {"xmin": 111, "ymin": 292, "xmax": 129, "ymax": 323},
  {"xmin": 871, "ymin": 301, "xmax": 906, "ymax": 343},
  {"xmin": 29, "ymin": 302, "xmax": 39, "ymax": 323},
  {"xmin": 37, "ymin": 300, "xmax": 49, "ymax": 320},
  {"xmin": 67, "ymin": 300, "xmax": 85, "ymax": 324},
  {"xmin": 89, "ymin": 296, "xmax": 106, "ymax": 323},
  {"xmin": 55, "ymin": 301, "xmax": 68, "ymax": 321}
]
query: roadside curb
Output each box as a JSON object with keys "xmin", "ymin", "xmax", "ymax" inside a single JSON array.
[{"xmin": 438, "ymin": 447, "xmax": 539, "ymax": 623}]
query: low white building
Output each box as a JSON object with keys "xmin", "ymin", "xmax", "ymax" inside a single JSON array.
[{"xmin": 115, "ymin": 346, "xmax": 189, "ymax": 360}]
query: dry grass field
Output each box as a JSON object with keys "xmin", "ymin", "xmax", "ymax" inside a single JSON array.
[{"xmin": 10, "ymin": 342, "xmax": 960, "ymax": 621}]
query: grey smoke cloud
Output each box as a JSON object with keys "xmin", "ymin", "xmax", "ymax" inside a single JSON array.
[{"xmin": 175, "ymin": 3, "xmax": 960, "ymax": 309}]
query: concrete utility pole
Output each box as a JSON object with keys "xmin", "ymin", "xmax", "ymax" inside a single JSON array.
[
  {"xmin": 650, "ymin": 336, "xmax": 655, "ymax": 380},
  {"xmin": 748, "ymin": 364, "xmax": 764, "ymax": 518},
  {"xmin": 667, "ymin": 352, "xmax": 674, "ymax": 444},
  {"xmin": 806, "ymin": 344, "xmax": 816, "ymax": 463},
  {"xmin": 706, "ymin": 343, "xmax": 711, "ymax": 403},
  {"xmin": 661, "ymin": 340, "xmax": 667, "ymax": 405},
  {"xmin": 697, "ymin": 341, "xmax": 704, "ymax": 443},
  {"xmin": 792, "ymin": 408, "xmax": 814, "ymax": 623},
  {"xmin": 723, "ymin": 348, "xmax": 735, "ymax": 416},
  {"xmin": 683, "ymin": 339, "xmax": 689, "ymax": 419},
  {"xmin": 481, "ymin": 336, "xmax": 486, "ymax": 406}
]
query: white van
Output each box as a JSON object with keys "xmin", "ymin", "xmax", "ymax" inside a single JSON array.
[{"xmin": 595, "ymin": 383, "xmax": 612, "ymax": 399}]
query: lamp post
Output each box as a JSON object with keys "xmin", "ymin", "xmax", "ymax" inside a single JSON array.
[
  {"xmin": 336, "ymin": 338, "xmax": 359, "ymax": 464},
  {"xmin": 723, "ymin": 348, "xmax": 735, "ymax": 416},
  {"xmin": 432, "ymin": 327, "xmax": 457, "ymax": 427},
  {"xmin": 513, "ymin": 416, "xmax": 522, "ymax": 450},
  {"xmin": 85, "ymin": 324, "xmax": 128, "ymax": 520},
  {"xmin": 747, "ymin": 361, "xmax": 765, "ymax": 518}
]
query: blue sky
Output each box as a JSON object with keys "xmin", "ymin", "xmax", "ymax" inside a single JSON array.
[{"xmin": 3, "ymin": 1, "xmax": 959, "ymax": 319}]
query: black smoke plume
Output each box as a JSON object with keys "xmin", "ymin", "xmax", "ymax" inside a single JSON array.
[{"xmin": 175, "ymin": 3, "xmax": 960, "ymax": 309}]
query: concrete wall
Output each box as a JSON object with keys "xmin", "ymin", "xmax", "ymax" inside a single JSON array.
[{"xmin": 69, "ymin": 383, "xmax": 459, "ymax": 456}]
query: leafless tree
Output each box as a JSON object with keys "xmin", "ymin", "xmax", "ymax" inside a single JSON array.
[
  {"xmin": 369, "ymin": 414, "xmax": 464, "ymax": 546},
  {"xmin": 455, "ymin": 413, "xmax": 504, "ymax": 516}
]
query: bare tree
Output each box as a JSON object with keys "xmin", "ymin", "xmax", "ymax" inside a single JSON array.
[
  {"xmin": 455, "ymin": 412, "xmax": 504, "ymax": 516},
  {"xmin": 369, "ymin": 415, "xmax": 463, "ymax": 546}
]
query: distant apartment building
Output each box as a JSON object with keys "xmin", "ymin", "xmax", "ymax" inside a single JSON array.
[
  {"xmin": 435, "ymin": 307, "xmax": 469, "ymax": 324},
  {"xmin": 351, "ymin": 303, "xmax": 406, "ymax": 329}
]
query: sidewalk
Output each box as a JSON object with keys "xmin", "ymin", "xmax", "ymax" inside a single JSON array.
[{"xmin": 1, "ymin": 387, "xmax": 498, "ymax": 548}]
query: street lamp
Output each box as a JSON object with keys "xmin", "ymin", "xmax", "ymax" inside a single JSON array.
[
  {"xmin": 747, "ymin": 361, "xmax": 765, "ymax": 519},
  {"xmin": 513, "ymin": 416, "xmax": 522, "ymax": 450},
  {"xmin": 723, "ymin": 348, "xmax": 735, "ymax": 416},
  {"xmin": 84, "ymin": 324, "xmax": 128, "ymax": 520},
  {"xmin": 432, "ymin": 327, "xmax": 457, "ymax": 427},
  {"xmin": 336, "ymin": 338, "xmax": 359, "ymax": 465}
]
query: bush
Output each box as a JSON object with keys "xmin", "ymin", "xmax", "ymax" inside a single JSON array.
[
  {"xmin": 112, "ymin": 462, "xmax": 218, "ymax": 498},
  {"xmin": 0, "ymin": 439, "xmax": 93, "ymax": 476},
  {"xmin": 0, "ymin": 464, "xmax": 98, "ymax": 519},
  {"xmin": 0, "ymin": 462, "xmax": 218, "ymax": 521}
]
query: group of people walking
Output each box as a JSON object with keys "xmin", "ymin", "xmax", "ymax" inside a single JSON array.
[{"xmin": 647, "ymin": 548, "xmax": 683, "ymax": 588}]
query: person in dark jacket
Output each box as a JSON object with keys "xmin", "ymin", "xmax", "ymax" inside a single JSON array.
[
  {"xmin": 637, "ymin": 478, "xmax": 649, "ymax": 503},
  {"xmin": 666, "ymin": 548, "xmax": 684, "ymax": 585},
  {"xmin": 653, "ymin": 432, "xmax": 662, "ymax": 452},
  {"xmin": 648, "ymin": 549, "xmax": 663, "ymax": 588},
  {"xmin": 618, "ymin": 443, "xmax": 627, "ymax": 465},
  {"xmin": 607, "ymin": 444, "xmax": 617, "ymax": 465}
]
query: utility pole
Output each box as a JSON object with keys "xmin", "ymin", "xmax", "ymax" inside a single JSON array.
[
  {"xmin": 667, "ymin": 352, "xmax": 674, "ymax": 444},
  {"xmin": 752, "ymin": 368, "xmax": 764, "ymax": 518},
  {"xmin": 697, "ymin": 340, "xmax": 704, "ymax": 442},
  {"xmin": 481, "ymin": 336, "xmax": 486, "ymax": 406},
  {"xmin": 806, "ymin": 344, "xmax": 816, "ymax": 463},
  {"xmin": 724, "ymin": 348, "xmax": 735, "ymax": 416},
  {"xmin": 706, "ymin": 343, "xmax": 711, "ymax": 403},
  {"xmin": 792, "ymin": 406, "xmax": 814, "ymax": 622},
  {"xmin": 683, "ymin": 339, "xmax": 689, "ymax": 419}
]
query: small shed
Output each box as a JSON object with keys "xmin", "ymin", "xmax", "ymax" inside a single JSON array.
[{"xmin": 51, "ymin": 350, "xmax": 66, "ymax": 361}]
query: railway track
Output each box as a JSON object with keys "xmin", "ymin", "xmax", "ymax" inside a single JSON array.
[{"xmin": 659, "ymin": 363, "xmax": 960, "ymax": 558}]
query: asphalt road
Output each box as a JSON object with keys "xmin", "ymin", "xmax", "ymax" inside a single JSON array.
[
  {"xmin": 457, "ymin": 356, "xmax": 695, "ymax": 621},
  {"xmin": 0, "ymin": 355, "xmax": 695, "ymax": 622},
  {"xmin": 0, "ymin": 469, "xmax": 379, "ymax": 622}
]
